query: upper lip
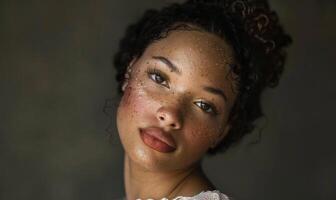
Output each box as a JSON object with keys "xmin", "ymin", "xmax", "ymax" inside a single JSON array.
[{"xmin": 139, "ymin": 127, "xmax": 177, "ymax": 148}]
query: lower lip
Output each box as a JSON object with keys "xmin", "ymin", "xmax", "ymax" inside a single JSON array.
[{"xmin": 139, "ymin": 131, "xmax": 176, "ymax": 153}]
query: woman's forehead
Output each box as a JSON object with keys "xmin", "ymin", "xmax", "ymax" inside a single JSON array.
[
  {"xmin": 141, "ymin": 30, "xmax": 236, "ymax": 78},
  {"xmin": 134, "ymin": 30, "xmax": 239, "ymax": 103}
]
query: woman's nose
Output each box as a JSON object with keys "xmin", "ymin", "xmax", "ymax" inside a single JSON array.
[{"xmin": 156, "ymin": 105, "xmax": 183, "ymax": 130}]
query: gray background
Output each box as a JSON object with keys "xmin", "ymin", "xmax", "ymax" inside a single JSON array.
[{"xmin": 1, "ymin": 0, "xmax": 335, "ymax": 200}]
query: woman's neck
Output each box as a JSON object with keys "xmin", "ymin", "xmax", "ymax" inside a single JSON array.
[{"xmin": 124, "ymin": 155, "xmax": 215, "ymax": 200}]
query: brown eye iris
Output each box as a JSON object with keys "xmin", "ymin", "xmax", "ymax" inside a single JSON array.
[
  {"xmin": 152, "ymin": 73, "xmax": 165, "ymax": 84},
  {"xmin": 146, "ymin": 68, "xmax": 169, "ymax": 88},
  {"xmin": 194, "ymin": 101, "xmax": 216, "ymax": 115}
]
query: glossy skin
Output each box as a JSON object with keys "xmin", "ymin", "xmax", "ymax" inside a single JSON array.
[{"xmin": 116, "ymin": 29, "xmax": 239, "ymax": 198}]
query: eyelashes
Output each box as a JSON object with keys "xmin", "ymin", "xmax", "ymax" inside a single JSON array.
[
  {"xmin": 146, "ymin": 68, "xmax": 170, "ymax": 88},
  {"xmin": 194, "ymin": 101, "xmax": 218, "ymax": 115},
  {"xmin": 145, "ymin": 67, "xmax": 218, "ymax": 115}
]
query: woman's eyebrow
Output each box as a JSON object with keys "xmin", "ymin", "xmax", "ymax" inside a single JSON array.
[
  {"xmin": 152, "ymin": 55, "xmax": 227, "ymax": 103},
  {"xmin": 152, "ymin": 56, "xmax": 181, "ymax": 74},
  {"xmin": 202, "ymin": 86, "xmax": 228, "ymax": 103}
]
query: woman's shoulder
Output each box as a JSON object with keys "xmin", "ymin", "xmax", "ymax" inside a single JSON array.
[{"xmin": 171, "ymin": 190, "xmax": 231, "ymax": 200}]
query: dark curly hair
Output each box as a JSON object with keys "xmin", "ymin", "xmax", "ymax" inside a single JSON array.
[{"xmin": 112, "ymin": 0, "xmax": 292, "ymax": 154}]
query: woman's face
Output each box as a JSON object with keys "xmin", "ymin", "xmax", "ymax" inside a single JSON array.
[{"xmin": 116, "ymin": 29, "xmax": 238, "ymax": 172}]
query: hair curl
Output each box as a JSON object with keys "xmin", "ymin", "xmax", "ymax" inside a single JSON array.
[{"xmin": 112, "ymin": 0, "xmax": 292, "ymax": 154}]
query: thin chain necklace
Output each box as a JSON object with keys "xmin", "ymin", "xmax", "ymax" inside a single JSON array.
[
  {"xmin": 165, "ymin": 168, "xmax": 196, "ymax": 200},
  {"xmin": 134, "ymin": 166, "xmax": 199, "ymax": 200}
]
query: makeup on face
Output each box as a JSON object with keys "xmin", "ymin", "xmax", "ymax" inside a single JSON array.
[
  {"xmin": 116, "ymin": 30, "xmax": 238, "ymax": 171},
  {"xmin": 139, "ymin": 127, "xmax": 177, "ymax": 153}
]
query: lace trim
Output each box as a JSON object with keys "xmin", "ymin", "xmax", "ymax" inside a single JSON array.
[{"xmin": 135, "ymin": 190, "xmax": 230, "ymax": 200}]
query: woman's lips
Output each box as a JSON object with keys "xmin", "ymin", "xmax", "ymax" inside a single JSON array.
[{"xmin": 139, "ymin": 127, "xmax": 176, "ymax": 153}]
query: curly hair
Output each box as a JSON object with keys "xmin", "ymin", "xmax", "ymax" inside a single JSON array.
[{"xmin": 112, "ymin": 0, "xmax": 292, "ymax": 154}]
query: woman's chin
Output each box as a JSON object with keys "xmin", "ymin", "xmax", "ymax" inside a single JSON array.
[{"xmin": 125, "ymin": 145, "xmax": 179, "ymax": 172}]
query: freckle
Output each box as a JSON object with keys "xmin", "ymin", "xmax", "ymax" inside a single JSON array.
[{"xmin": 190, "ymin": 130, "xmax": 198, "ymax": 137}]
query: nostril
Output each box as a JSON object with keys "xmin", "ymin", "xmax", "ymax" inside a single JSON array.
[{"xmin": 159, "ymin": 116, "xmax": 164, "ymax": 120}]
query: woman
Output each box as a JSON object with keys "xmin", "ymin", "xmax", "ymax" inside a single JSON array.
[{"xmin": 109, "ymin": 0, "xmax": 292, "ymax": 199}]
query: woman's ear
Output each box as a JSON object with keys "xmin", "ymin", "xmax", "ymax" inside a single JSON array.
[
  {"xmin": 210, "ymin": 124, "xmax": 231, "ymax": 149},
  {"xmin": 121, "ymin": 57, "xmax": 137, "ymax": 92}
]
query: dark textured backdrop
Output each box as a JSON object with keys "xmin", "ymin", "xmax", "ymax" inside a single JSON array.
[{"xmin": 1, "ymin": 0, "xmax": 335, "ymax": 200}]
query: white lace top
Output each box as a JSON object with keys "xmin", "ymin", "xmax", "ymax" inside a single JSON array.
[{"xmin": 134, "ymin": 190, "xmax": 231, "ymax": 200}]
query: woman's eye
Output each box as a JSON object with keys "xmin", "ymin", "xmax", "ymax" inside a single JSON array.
[
  {"xmin": 194, "ymin": 101, "xmax": 217, "ymax": 115},
  {"xmin": 147, "ymin": 68, "xmax": 169, "ymax": 88},
  {"xmin": 150, "ymin": 73, "xmax": 165, "ymax": 84}
]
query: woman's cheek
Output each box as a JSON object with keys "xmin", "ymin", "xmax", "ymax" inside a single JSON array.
[
  {"xmin": 121, "ymin": 79, "xmax": 159, "ymax": 122},
  {"xmin": 185, "ymin": 123, "xmax": 219, "ymax": 150},
  {"xmin": 122, "ymin": 87, "xmax": 148, "ymax": 115}
]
